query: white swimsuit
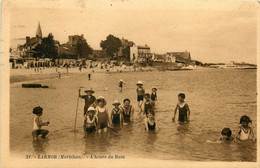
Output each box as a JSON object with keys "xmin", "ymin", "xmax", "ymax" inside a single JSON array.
[
  {"xmin": 33, "ymin": 116, "xmax": 41, "ymax": 130},
  {"xmin": 239, "ymin": 127, "xmax": 251, "ymax": 140}
]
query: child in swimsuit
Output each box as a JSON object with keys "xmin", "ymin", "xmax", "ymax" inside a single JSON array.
[
  {"xmin": 96, "ymin": 96, "xmax": 110, "ymax": 133},
  {"xmin": 144, "ymin": 110, "xmax": 158, "ymax": 132},
  {"xmin": 235, "ymin": 115, "xmax": 256, "ymax": 142},
  {"xmin": 84, "ymin": 107, "xmax": 97, "ymax": 133},
  {"xmin": 136, "ymin": 81, "xmax": 145, "ymax": 113},
  {"xmin": 111, "ymin": 100, "xmax": 123, "ymax": 126},
  {"xmin": 218, "ymin": 128, "xmax": 233, "ymax": 141},
  {"xmin": 151, "ymin": 86, "xmax": 157, "ymax": 103},
  {"xmin": 121, "ymin": 98, "xmax": 134, "ymax": 124},
  {"xmin": 172, "ymin": 93, "xmax": 190, "ymax": 123},
  {"xmin": 143, "ymin": 93, "xmax": 155, "ymax": 116},
  {"xmin": 32, "ymin": 106, "xmax": 50, "ymax": 140},
  {"xmin": 118, "ymin": 79, "xmax": 125, "ymax": 92}
]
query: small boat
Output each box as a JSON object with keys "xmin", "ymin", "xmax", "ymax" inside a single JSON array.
[{"xmin": 22, "ymin": 84, "xmax": 43, "ymax": 88}]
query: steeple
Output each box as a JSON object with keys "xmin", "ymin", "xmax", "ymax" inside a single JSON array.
[{"xmin": 36, "ymin": 22, "xmax": 42, "ymax": 38}]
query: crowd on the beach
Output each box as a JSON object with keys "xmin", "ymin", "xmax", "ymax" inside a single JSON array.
[{"xmin": 31, "ymin": 79, "xmax": 256, "ymax": 143}]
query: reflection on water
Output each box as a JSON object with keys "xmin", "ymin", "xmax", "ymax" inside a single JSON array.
[{"xmin": 10, "ymin": 69, "xmax": 256, "ymax": 161}]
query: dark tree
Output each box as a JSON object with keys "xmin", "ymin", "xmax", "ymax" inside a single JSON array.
[
  {"xmin": 76, "ymin": 38, "xmax": 93, "ymax": 59},
  {"xmin": 122, "ymin": 41, "xmax": 134, "ymax": 61},
  {"xmin": 100, "ymin": 34, "xmax": 122, "ymax": 58},
  {"xmin": 33, "ymin": 33, "xmax": 58, "ymax": 60}
]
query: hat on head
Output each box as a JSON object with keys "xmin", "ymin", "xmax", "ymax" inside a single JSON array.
[
  {"xmin": 137, "ymin": 81, "xmax": 143, "ymax": 85},
  {"xmin": 120, "ymin": 79, "xmax": 123, "ymax": 82},
  {"xmin": 87, "ymin": 107, "xmax": 95, "ymax": 112},
  {"xmin": 96, "ymin": 96, "xmax": 107, "ymax": 106},
  {"xmin": 152, "ymin": 86, "xmax": 157, "ymax": 91},
  {"xmin": 84, "ymin": 88, "xmax": 95, "ymax": 93},
  {"xmin": 240, "ymin": 115, "xmax": 252, "ymax": 124},
  {"xmin": 112, "ymin": 100, "xmax": 121, "ymax": 106}
]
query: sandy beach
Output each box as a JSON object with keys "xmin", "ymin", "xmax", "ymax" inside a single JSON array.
[{"xmin": 10, "ymin": 66, "xmax": 156, "ymax": 84}]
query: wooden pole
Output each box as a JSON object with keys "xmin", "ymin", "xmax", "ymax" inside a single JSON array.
[{"xmin": 73, "ymin": 89, "xmax": 81, "ymax": 132}]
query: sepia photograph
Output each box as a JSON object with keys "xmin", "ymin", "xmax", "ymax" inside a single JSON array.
[{"xmin": 1, "ymin": 0, "xmax": 259, "ymax": 167}]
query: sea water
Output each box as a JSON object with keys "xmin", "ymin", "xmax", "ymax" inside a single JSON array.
[{"xmin": 10, "ymin": 68, "xmax": 257, "ymax": 161}]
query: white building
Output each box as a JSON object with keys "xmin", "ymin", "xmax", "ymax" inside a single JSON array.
[{"xmin": 130, "ymin": 44, "xmax": 151, "ymax": 63}]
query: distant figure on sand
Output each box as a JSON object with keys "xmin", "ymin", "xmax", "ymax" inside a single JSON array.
[
  {"xmin": 111, "ymin": 100, "xmax": 123, "ymax": 126},
  {"xmin": 121, "ymin": 98, "xmax": 134, "ymax": 124},
  {"xmin": 143, "ymin": 93, "xmax": 155, "ymax": 116},
  {"xmin": 136, "ymin": 81, "xmax": 145, "ymax": 113},
  {"xmin": 218, "ymin": 128, "xmax": 233, "ymax": 141},
  {"xmin": 32, "ymin": 106, "xmax": 50, "ymax": 140},
  {"xmin": 235, "ymin": 115, "xmax": 256, "ymax": 142},
  {"xmin": 119, "ymin": 79, "xmax": 125, "ymax": 92},
  {"xmin": 88, "ymin": 73, "xmax": 91, "ymax": 80},
  {"xmin": 144, "ymin": 110, "xmax": 158, "ymax": 132},
  {"xmin": 84, "ymin": 107, "xmax": 97, "ymax": 134},
  {"xmin": 151, "ymin": 86, "xmax": 157, "ymax": 103},
  {"xmin": 172, "ymin": 93, "xmax": 190, "ymax": 123},
  {"xmin": 96, "ymin": 96, "xmax": 110, "ymax": 133},
  {"xmin": 58, "ymin": 71, "xmax": 61, "ymax": 79},
  {"xmin": 79, "ymin": 88, "xmax": 96, "ymax": 115}
]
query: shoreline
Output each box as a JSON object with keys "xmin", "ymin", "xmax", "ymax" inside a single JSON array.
[{"xmin": 10, "ymin": 66, "xmax": 254, "ymax": 84}]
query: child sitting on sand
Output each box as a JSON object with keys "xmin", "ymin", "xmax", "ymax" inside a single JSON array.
[
  {"xmin": 110, "ymin": 100, "xmax": 123, "ymax": 126},
  {"xmin": 121, "ymin": 98, "xmax": 134, "ymax": 123},
  {"xmin": 96, "ymin": 96, "xmax": 110, "ymax": 133},
  {"xmin": 151, "ymin": 86, "xmax": 157, "ymax": 102},
  {"xmin": 235, "ymin": 115, "xmax": 256, "ymax": 142},
  {"xmin": 143, "ymin": 93, "xmax": 155, "ymax": 116},
  {"xmin": 32, "ymin": 106, "xmax": 50, "ymax": 140},
  {"xmin": 84, "ymin": 107, "xmax": 98, "ymax": 133},
  {"xmin": 218, "ymin": 128, "xmax": 233, "ymax": 141},
  {"xmin": 144, "ymin": 110, "xmax": 158, "ymax": 132},
  {"xmin": 136, "ymin": 81, "xmax": 145, "ymax": 113},
  {"xmin": 172, "ymin": 93, "xmax": 191, "ymax": 123}
]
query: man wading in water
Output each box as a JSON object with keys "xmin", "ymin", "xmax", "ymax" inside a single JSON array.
[{"xmin": 79, "ymin": 88, "xmax": 96, "ymax": 116}]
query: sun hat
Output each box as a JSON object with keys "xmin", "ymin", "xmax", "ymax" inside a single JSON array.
[
  {"xmin": 96, "ymin": 96, "xmax": 107, "ymax": 106},
  {"xmin": 151, "ymin": 86, "xmax": 157, "ymax": 91},
  {"xmin": 87, "ymin": 107, "xmax": 96, "ymax": 112},
  {"xmin": 112, "ymin": 100, "xmax": 121, "ymax": 106},
  {"xmin": 84, "ymin": 88, "xmax": 95, "ymax": 93},
  {"xmin": 240, "ymin": 115, "xmax": 252, "ymax": 124},
  {"xmin": 136, "ymin": 81, "xmax": 143, "ymax": 85},
  {"xmin": 120, "ymin": 79, "xmax": 123, "ymax": 82}
]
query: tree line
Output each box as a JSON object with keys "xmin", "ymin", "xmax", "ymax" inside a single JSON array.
[{"xmin": 33, "ymin": 33, "xmax": 134, "ymax": 61}]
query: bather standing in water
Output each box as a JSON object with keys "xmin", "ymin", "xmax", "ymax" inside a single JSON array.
[
  {"xmin": 172, "ymin": 93, "xmax": 190, "ymax": 123},
  {"xmin": 121, "ymin": 98, "xmax": 134, "ymax": 124}
]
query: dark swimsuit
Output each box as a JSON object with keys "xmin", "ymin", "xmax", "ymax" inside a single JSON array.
[
  {"xmin": 178, "ymin": 104, "xmax": 188, "ymax": 122},
  {"xmin": 147, "ymin": 121, "xmax": 156, "ymax": 131},
  {"xmin": 151, "ymin": 92, "xmax": 157, "ymax": 101},
  {"xmin": 122, "ymin": 106, "xmax": 132, "ymax": 122},
  {"xmin": 112, "ymin": 108, "xmax": 121, "ymax": 125}
]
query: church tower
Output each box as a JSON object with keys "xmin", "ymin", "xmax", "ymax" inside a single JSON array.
[{"xmin": 36, "ymin": 22, "xmax": 42, "ymax": 38}]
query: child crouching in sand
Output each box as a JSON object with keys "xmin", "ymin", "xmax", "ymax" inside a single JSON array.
[{"xmin": 32, "ymin": 106, "xmax": 50, "ymax": 140}]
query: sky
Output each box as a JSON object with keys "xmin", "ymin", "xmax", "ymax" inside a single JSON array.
[{"xmin": 8, "ymin": 0, "xmax": 259, "ymax": 64}]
